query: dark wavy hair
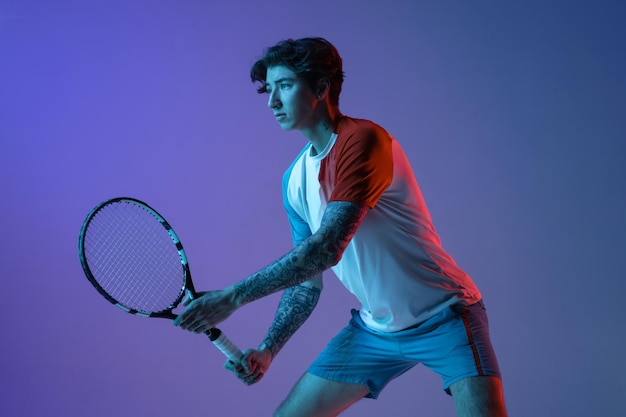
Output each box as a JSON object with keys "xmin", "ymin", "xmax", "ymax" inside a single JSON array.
[{"xmin": 250, "ymin": 37, "xmax": 345, "ymax": 106}]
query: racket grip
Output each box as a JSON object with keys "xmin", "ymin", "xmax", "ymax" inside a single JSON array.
[{"xmin": 207, "ymin": 328, "xmax": 243, "ymax": 362}]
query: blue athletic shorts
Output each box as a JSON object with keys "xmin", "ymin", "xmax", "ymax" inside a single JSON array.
[{"xmin": 308, "ymin": 300, "xmax": 501, "ymax": 399}]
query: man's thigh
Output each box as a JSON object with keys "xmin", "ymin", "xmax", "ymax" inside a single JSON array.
[
  {"xmin": 274, "ymin": 372, "xmax": 369, "ymax": 417},
  {"xmin": 449, "ymin": 376, "xmax": 507, "ymax": 417}
]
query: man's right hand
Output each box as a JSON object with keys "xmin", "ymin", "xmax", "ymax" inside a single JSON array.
[{"xmin": 225, "ymin": 347, "xmax": 273, "ymax": 386}]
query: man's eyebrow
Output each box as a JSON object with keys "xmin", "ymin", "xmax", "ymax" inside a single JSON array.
[{"xmin": 267, "ymin": 77, "xmax": 296, "ymax": 85}]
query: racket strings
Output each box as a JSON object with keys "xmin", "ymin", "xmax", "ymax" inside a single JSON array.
[
  {"xmin": 116, "ymin": 206, "xmax": 179, "ymax": 309},
  {"xmin": 83, "ymin": 201, "xmax": 185, "ymax": 313},
  {"xmin": 88, "ymin": 206, "xmax": 182, "ymax": 311}
]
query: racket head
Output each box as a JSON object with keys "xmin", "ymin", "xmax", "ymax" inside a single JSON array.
[{"xmin": 78, "ymin": 197, "xmax": 195, "ymax": 318}]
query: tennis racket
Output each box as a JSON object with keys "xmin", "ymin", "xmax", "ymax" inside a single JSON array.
[{"xmin": 78, "ymin": 197, "xmax": 243, "ymax": 362}]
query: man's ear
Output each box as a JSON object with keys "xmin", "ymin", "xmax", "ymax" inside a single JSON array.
[{"xmin": 316, "ymin": 77, "xmax": 331, "ymax": 99}]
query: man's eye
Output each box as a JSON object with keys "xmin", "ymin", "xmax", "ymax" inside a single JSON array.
[{"xmin": 280, "ymin": 83, "xmax": 291, "ymax": 89}]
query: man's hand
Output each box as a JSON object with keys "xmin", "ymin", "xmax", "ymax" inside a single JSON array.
[
  {"xmin": 173, "ymin": 288, "xmax": 239, "ymax": 333},
  {"xmin": 225, "ymin": 348, "xmax": 273, "ymax": 386}
]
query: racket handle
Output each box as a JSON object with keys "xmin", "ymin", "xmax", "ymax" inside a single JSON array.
[{"xmin": 207, "ymin": 328, "xmax": 243, "ymax": 362}]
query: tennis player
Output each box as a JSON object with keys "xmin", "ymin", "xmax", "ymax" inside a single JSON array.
[{"xmin": 175, "ymin": 37, "xmax": 507, "ymax": 417}]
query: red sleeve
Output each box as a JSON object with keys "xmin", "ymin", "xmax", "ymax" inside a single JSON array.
[{"xmin": 326, "ymin": 121, "xmax": 393, "ymax": 208}]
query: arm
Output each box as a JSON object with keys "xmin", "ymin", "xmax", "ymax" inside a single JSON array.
[
  {"xmin": 233, "ymin": 201, "xmax": 367, "ymax": 306},
  {"xmin": 259, "ymin": 274, "xmax": 322, "ymax": 358},
  {"xmin": 225, "ymin": 276, "xmax": 322, "ymax": 385},
  {"xmin": 173, "ymin": 201, "xmax": 368, "ymax": 333}
]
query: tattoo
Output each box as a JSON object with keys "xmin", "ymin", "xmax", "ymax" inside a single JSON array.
[
  {"xmin": 234, "ymin": 201, "xmax": 368, "ymax": 305},
  {"xmin": 261, "ymin": 284, "xmax": 321, "ymax": 357}
]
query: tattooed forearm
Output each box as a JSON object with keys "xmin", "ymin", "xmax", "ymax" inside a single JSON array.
[
  {"xmin": 260, "ymin": 283, "xmax": 321, "ymax": 358},
  {"xmin": 233, "ymin": 201, "xmax": 368, "ymax": 306}
]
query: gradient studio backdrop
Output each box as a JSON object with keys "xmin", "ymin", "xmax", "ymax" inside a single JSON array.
[{"xmin": 1, "ymin": 1, "xmax": 625, "ymax": 416}]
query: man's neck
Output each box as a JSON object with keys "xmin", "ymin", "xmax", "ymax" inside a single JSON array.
[{"xmin": 302, "ymin": 107, "xmax": 341, "ymax": 155}]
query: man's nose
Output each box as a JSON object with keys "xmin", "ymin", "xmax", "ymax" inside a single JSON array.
[{"xmin": 268, "ymin": 90, "xmax": 280, "ymax": 109}]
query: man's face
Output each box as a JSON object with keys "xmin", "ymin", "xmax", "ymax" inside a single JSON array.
[{"xmin": 265, "ymin": 66, "xmax": 318, "ymax": 131}]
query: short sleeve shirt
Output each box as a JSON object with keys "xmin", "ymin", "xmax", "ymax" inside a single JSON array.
[{"xmin": 282, "ymin": 116, "xmax": 481, "ymax": 332}]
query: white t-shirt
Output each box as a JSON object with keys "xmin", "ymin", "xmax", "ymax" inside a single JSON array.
[{"xmin": 282, "ymin": 116, "xmax": 481, "ymax": 332}]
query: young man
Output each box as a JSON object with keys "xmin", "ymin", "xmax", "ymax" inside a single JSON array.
[{"xmin": 174, "ymin": 37, "xmax": 507, "ymax": 417}]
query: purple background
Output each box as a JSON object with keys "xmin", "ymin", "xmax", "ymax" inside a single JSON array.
[{"xmin": 1, "ymin": 1, "xmax": 625, "ymax": 416}]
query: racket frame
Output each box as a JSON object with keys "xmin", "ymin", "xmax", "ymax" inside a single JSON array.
[
  {"xmin": 78, "ymin": 197, "xmax": 196, "ymax": 319},
  {"xmin": 79, "ymin": 196, "xmax": 243, "ymax": 362}
]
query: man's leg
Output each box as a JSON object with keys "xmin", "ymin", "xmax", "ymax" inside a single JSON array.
[
  {"xmin": 449, "ymin": 376, "xmax": 507, "ymax": 417},
  {"xmin": 274, "ymin": 372, "xmax": 369, "ymax": 417}
]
